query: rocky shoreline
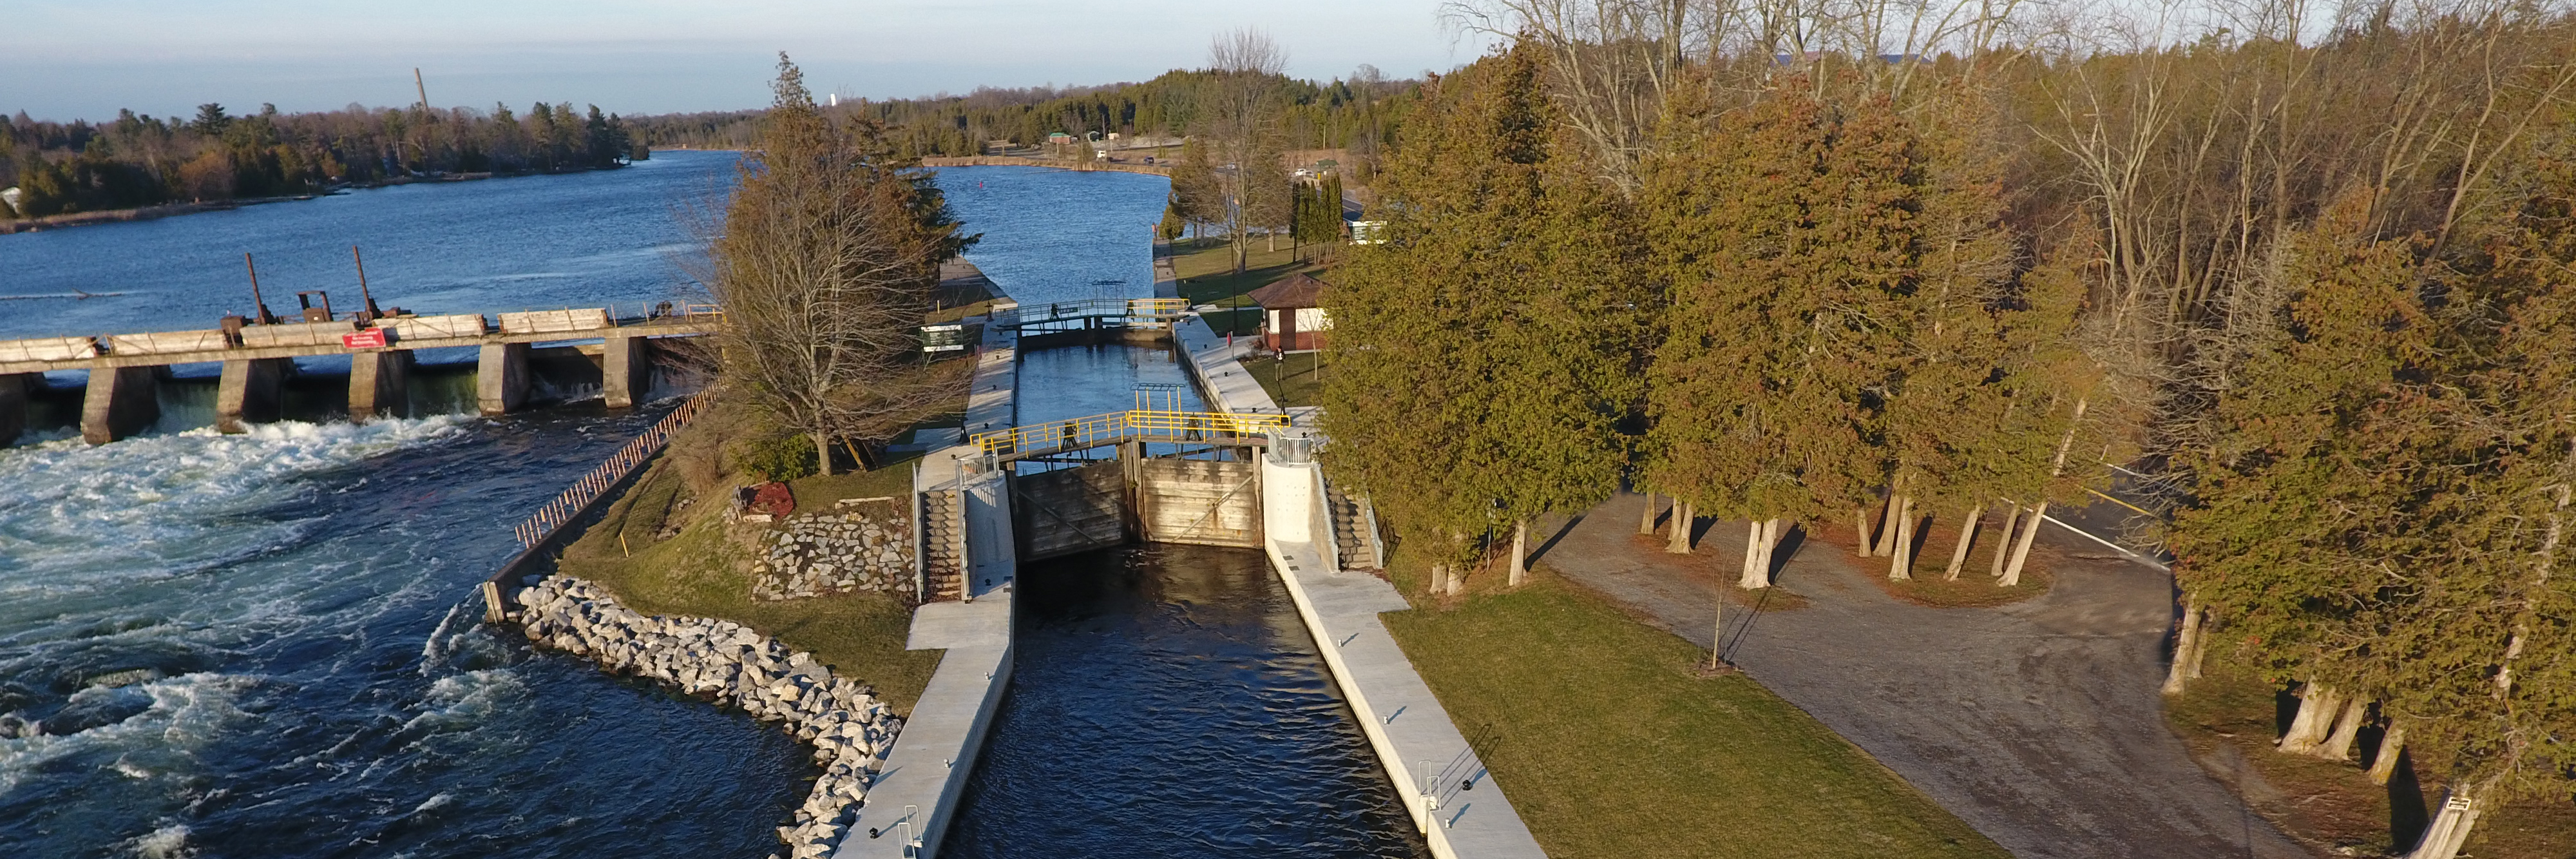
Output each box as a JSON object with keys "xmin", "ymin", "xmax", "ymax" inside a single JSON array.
[{"xmin": 511, "ymin": 576, "xmax": 897, "ymax": 859}]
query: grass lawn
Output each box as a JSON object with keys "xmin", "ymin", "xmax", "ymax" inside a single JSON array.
[
  {"xmin": 1167, "ymin": 236, "xmax": 1335, "ymax": 338},
  {"xmin": 1378, "ymin": 550, "xmax": 2009, "ymax": 859},
  {"xmin": 1238, "ymin": 351, "xmax": 1324, "ymax": 409},
  {"xmin": 2164, "ymin": 655, "xmax": 2576, "ymax": 858},
  {"xmin": 550, "ymin": 415, "xmax": 945, "ymax": 715}
]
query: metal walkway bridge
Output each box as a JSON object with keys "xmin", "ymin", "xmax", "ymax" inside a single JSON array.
[
  {"xmin": 969, "ymin": 409, "xmax": 1288, "ymax": 463},
  {"xmin": 986, "ymin": 298, "xmax": 1187, "ymax": 331}
]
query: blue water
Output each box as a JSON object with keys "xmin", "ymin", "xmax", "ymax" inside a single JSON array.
[
  {"xmin": 937, "ymin": 166, "xmax": 1169, "ymax": 306},
  {"xmin": 0, "ymin": 153, "xmax": 737, "ymax": 340}
]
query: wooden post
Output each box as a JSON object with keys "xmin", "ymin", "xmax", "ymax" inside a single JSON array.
[{"xmin": 481, "ymin": 581, "xmax": 506, "ymax": 624}]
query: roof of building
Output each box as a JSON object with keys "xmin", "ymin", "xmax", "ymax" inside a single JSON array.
[{"xmin": 1246, "ymin": 273, "xmax": 1330, "ymax": 309}]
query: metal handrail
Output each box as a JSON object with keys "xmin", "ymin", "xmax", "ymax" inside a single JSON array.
[
  {"xmin": 986, "ymin": 297, "xmax": 1185, "ymax": 329},
  {"xmin": 511, "ymin": 392, "xmax": 711, "ymax": 550},
  {"xmin": 968, "ymin": 409, "xmax": 1288, "ymax": 457}
]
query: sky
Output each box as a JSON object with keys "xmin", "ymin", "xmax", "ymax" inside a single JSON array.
[{"xmin": 4, "ymin": 1, "xmax": 1496, "ymax": 124}]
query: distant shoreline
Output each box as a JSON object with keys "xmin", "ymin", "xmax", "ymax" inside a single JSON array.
[
  {"xmin": 922, "ymin": 155, "xmax": 1172, "ymax": 177},
  {"xmin": 0, "ymin": 164, "xmax": 636, "ymax": 236}
]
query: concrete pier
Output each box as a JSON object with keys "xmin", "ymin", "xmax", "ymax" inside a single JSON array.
[
  {"xmin": 0, "ymin": 373, "xmax": 27, "ymax": 447},
  {"xmin": 215, "ymin": 358, "xmax": 292, "ymax": 434},
  {"xmin": 348, "ymin": 349, "xmax": 411, "ymax": 423},
  {"xmin": 81, "ymin": 366, "xmax": 161, "ymax": 445},
  {"xmin": 477, "ymin": 342, "xmax": 530, "ymax": 416},
  {"xmin": 602, "ymin": 335, "xmax": 650, "ymax": 409}
]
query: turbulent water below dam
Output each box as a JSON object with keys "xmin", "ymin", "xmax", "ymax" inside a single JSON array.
[{"xmin": 0, "ymin": 160, "xmax": 1420, "ymax": 857}]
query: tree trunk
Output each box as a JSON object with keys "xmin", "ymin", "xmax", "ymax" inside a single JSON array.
[
  {"xmin": 2319, "ymin": 696, "xmax": 2371, "ymax": 761},
  {"xmin": 1429, "ymin": 563, "xmax": 1450, "ymax": 597},
  {"xmin": 1887, "ymin": 496, "xmax": 1916, "ymax": 580},
  {"xmin": 2367, "ymin": 725, "xmax": 2408, "ymax": 786},
  {"xmin": 1509, "ymin": 520, "xmax": 1528, "ymax": 587},
  {"xmin": 1871, "ymin": 491, "xmax": 1900, "ymax": 557},
  {"xmin": 1639, "ymin": 490, "xmax": 1657, "ymax": 535},
  {"xmin": 1999, "ymin": 502, "xmax": 2046, "ymax": 586},
  {"xmin": 812, "ymin": 431, "xmax": 835, "ymax": 477},
  {"xmin": 1751, "ymin": 518, "xmax": 1772, "ymax": 585},
  {"xmin": 2162, "ymin": 597, "xmax": 2204, "ymax": 695},
  {"xmin": 1855, "ymin": 506, "xmax": 1878, "ymax": 555},
  {"xmin": 1943, "ymin": 505, "xmax": 1983, "ymax": 581},
  {"xmin": 1666, "ymin": 501, "xmax": 1692, "ymax": 554},
  {"xmin": 2277, "ymin": 684, "xmax": 2342, "ymax": 754},
  {"xmin": 2402, "ymin": 784, "xmax": 2485, "ymax": 859},
  {"xmin": 1990, "ymin": 504, "xmax": 2023, "ymax": 577},
  {"xmin": 1757, "ymin": 519, "xmax": 1781, "ymax": 585}
]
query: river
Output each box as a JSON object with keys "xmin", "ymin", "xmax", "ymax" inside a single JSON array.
[{"xmin": 0, "ymin": 157, "xmax": 1418, "ymax": 858}]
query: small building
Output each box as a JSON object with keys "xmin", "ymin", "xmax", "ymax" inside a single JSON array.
[{"xmin": 1246, "ymin": 273, "xmax": 1331, "ymax": 352}]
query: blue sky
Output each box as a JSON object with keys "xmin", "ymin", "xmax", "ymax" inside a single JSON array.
[{"xmin": 5, "ymin": 1, "xmax": 1493, "ymax": 123}]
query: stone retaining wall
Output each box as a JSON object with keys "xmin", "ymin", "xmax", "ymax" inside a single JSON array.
[
  {"xmin": 752, "ymin": 499, "xmax": 915, "ymax": 600},
  {"xmin": 513, "ymin": 577, "xmax": 898, "ymax": 859}
]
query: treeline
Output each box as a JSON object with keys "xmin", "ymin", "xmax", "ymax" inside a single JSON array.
[
  {"xmin": 1319, "ymin": 3, "xmax": 2576, "ymax": 856},
  {"xmin": 624, "ymin": 68, "xmax": 1422, "ymax": 160},
  {"xmin": 1, "ymin": 101, "xmax": 638, "ymax": 218}
]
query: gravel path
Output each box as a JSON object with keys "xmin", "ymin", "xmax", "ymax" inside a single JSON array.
[{"xmin": 1536, "ymin": 492, "xmax": 2312, "ymax": 859}]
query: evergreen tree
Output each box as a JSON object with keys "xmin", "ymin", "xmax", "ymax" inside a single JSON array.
[
  {"xmin": 1639, "ymin": 80, "xmax": 1920, "ymax": 584},
  {"xmin": 1322, "ymin": 43, "xmax": 1644, "ymax": 588}
]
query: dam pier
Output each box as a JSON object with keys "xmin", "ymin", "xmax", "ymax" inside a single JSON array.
[{"xmin": 0, "ymin": 304, "xmax": 714, "ymax": 445}]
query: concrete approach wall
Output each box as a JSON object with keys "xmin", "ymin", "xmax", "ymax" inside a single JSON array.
[
  {"xmin": 1259, "ymin": 454, "xmax": 1550, "ymax": 859},
  {"xmin": 1138, "ymin": 457, "xmax": 1262, "ymax": 549}
]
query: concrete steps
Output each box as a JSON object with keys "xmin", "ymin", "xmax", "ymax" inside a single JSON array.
[
  {"xmin": 921, "ymin": 488, "xmax": 968, "ymax": 602},
  {"xmin": 1326, "ymin": 483, "xmax": 1378, "ymax": 570}
]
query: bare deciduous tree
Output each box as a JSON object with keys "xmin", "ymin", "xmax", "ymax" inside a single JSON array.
[
  {"xmin": 700, "ymin": 53, "xmax": 974, "ymax": 476},
  {"xmin": 1176, "ymin": 28, "xmax": 1295, "ymax": 273}
]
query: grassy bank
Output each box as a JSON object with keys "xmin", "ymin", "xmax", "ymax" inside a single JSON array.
[
  {"xmin": 1377, "ymin": 550, "xmax": 2008, "ymax": 859},
  {"xmin": 2164, "ymin": 655, "xmax": 2576, "ymax": 858},
  {"xmin": 1238, "ymin": 351, "xmax": 1323, "ymax": 409},
  {"xmin": 551, "ymin": 406, "xmax": 945, "ymax": 715},
  {"xmin": 1167, "ymin": 236, "xmax": 1328, "ymax": 336}
]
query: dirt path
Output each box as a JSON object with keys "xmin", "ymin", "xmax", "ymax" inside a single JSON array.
[{"xmin": 1535, "ymin": 492, "xmax": 2311, "ymax": 859}]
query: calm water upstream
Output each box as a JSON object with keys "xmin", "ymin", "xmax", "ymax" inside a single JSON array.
[{"xmin": 0, "ymin": 158, "xmax": 1417, "ymax": 858}]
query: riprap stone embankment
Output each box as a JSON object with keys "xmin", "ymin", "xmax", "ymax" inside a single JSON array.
[
  {"xmin": 750, "ymin": 500, "xmax": 915, "ymax": 601},
  {"xmin": 513, "ymin": 577, "xmax": 898, "ymax": 859}
]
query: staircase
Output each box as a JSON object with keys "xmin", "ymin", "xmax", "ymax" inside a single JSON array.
[
  {"xmin": 920, "ymin": 488, "xmax": 968, "ymax": 602},
  {"xmin": 1325, "ymin": 483, "xmax": 1380, "ymax": 570}
]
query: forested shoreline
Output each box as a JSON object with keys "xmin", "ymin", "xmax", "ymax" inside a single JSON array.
[
  {"xmin": 2, "ymin": 101, "xmax": 638, "ymax": 219},
  {"xmin": 1317, "ymin": 3, "xmax": 2576, "ymax": 857},
  {"xmin": 622, "ymin": 67, "xmax": 1422, "ymax": 159}
]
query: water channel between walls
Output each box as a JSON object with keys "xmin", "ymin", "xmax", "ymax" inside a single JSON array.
[{"xmin": 843, "ymin": 306, "xmax": 1436, "ymax": 857}]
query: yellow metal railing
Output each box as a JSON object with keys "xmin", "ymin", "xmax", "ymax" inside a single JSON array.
[{"xmin": 970, "ymin": 409, "xmax": 1289, "ymax": 456}]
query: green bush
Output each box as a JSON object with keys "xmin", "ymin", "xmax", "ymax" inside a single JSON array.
[{"xmin": 738, "ymin": 432, "xmax": 817, "ymax": 482}]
